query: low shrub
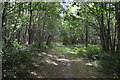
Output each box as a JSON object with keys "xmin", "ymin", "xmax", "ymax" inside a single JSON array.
[
  {"xmin": 74, "ymin": 44, "xmax": 102, "ymax": 60},
  {"xmin": 85, "ymin": 44, "xmax": 102, "ymax": 61},
  {"xmin": 74, "ymin": 47, "xmax": 87, "ymax": 57},
  {"xmin": 99, "ymin": 53, "xmax": 120, "ymax": 78},
  {"xmin": 73, "ymin": 44, "xmax": 119, "ymax": 78},
  {"xmin": 2, "ymin": 40, "xmax": 36, "ymax": 78}
]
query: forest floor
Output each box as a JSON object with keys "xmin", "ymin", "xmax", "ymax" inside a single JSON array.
[{"xmin": 27, "ymin": 43, "xmax": 107, "ymax": 78}]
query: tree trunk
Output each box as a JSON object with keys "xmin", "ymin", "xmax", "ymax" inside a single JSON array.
[
  {"xmin": 106, "ymin": 3, "xmax": 112, "ymax": 52},
  {"xmin": 28, "ymin": 2, "xmax": 32, "ymax": 44},
  {"xmin": 46, "ymin": 35, "xmax": 51, "ymax": 45},
  {"xmin": 98, "ymin": 3, "xmax": 109, "ymax": 52},
  {"xmin": 115, "ymin": 4, "xmax": 120, "ymax": 53},
  {"xmin": 86, "ymin": 26, "xmax": 88, "ymax": 48},
  {"xmin": 99, "ymin": 13, "xmax": 107, "ymax": 51}
]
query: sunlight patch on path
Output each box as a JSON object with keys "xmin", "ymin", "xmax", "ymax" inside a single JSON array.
[
  {"xmin": 29, "ymin": 71, "xmax": 43, "ymax": 78},
  {"xmin": 46, "ymin": 60, "xmax": 58, "ymax": 66},
  {"xmin": 57, "ymin": 58, "xmax": 70, "ymax": 62},
  {"xmin": 55, "ymin": 42, "xmax": 65, "ymax": 47},
  {"xmin": 47, "ymin": 54, "xmax": 58, "ymax": 59},
  {"xmin": 37, "ymin": 54, "xmax": 42, "ymax": 56},
  {"xmin": 70, "ymin": 59, "xmax": 82, "ymax": 62},
  {"xmin": 30, "ymin": 71, "xmax": 37, "ymax": 76},
  {"xmin": 32, "ymin": 63, "xmax": 39, "ymax": 67}
]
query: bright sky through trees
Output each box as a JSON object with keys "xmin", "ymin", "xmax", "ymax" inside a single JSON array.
[{"xmin": 60, "ymin": 0, "xmax": 72, "ymax": 17}]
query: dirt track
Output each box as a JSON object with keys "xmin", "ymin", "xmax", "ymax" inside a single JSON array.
[{"xmin": 27, "ymin": 48, "xmax": 107, "ymax": 78}]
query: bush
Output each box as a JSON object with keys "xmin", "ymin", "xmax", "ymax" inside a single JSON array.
[
  {"xmin": 2, "ymin": 40, "xmax": 35, "ymax": 78},
  {"xmin": 99, "ymin": 53, "xmax": 120, "ymax": 78},
  {"xmin": 73, "ymin": 44, "xmax": 119, "ymax": 78},
  {"xmin": 74, "ymin": 47, "xmax": 87, "ymax": 57},
  {"xmin": 85, "ymin": 44, "xmax": 102, "ymax": 61}
]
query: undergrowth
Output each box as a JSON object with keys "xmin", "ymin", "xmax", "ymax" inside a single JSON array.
[
  {"xmin": 2, "ymin": 40, "xmax": 51, "ymax": 78},
  {"xmin": 73, "ymin": 44, "xmax": 119, "ymax": 78}
]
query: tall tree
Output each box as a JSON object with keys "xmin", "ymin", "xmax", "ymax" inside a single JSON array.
[{"xmin": 115, "ymin": 3, "xmax": 120, "ymax": 53}]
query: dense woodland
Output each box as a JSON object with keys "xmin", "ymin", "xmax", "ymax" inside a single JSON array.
[{"xmin": 1, "ymin": 2, "xmax": 120, "ymax": 78}]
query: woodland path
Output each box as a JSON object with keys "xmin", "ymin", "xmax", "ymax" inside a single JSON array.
[{"xmin": 27, "ymin": 43, "xmax": 107, "ymax": 78}]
